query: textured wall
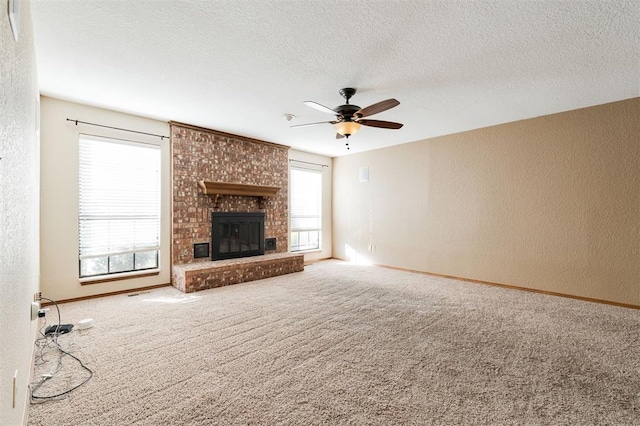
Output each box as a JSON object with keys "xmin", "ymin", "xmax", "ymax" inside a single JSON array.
[
  {"xmin": 0, "ymin": 0, "xmax": 40, "ymax": 424},
  {"xmin": 171, "ymin": 123, "xmax": 289, "ymax": 265},
  {"xmin": 333, "ymin": 98, "xmax": 640, "ymax": 306}
]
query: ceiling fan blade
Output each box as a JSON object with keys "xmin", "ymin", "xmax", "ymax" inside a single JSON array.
[
  {"xmin": 355, "ymin": 99, "xmax": 400, "ymax": 118},
  {"xmin": 358, "ymin": 119, "xmax": 404, "ymax": 129},
  {"xmin": 304, "ymin": 101, "xmax": 336, "ymax": 115},
  {"xmin": 290, "ymin": 121, "xmax": 335, "ymax": 128},
  {"xmin": 335, "ymin": 133, "xmax": 345, "ymax": 139}
]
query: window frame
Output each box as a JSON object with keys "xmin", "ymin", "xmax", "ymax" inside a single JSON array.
[
  {"xmin": 78, "ymin": 134, "xmax": 162, "ymax": 280},
  {"xmin": 289, "ymin": 166, "xmax": 323, "ymax": 253}
]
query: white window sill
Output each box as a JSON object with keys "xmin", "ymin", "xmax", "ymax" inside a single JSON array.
[{"xmin": 80, "ymin": 269, "xmax": 160, "ymax": 285}]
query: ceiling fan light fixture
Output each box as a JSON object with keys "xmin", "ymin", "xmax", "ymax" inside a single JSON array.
[{"xmin": 334, "ymin": 121, "xmax": 361, "ymax": 136}]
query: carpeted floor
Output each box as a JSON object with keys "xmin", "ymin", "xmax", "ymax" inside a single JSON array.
[{"xmin": 28, "ymin": 260, "xmax": 640, "ymax": 425}]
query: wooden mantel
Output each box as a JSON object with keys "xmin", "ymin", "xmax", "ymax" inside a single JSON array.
[{"xmin": 198, "ymin": 180, "xmax": 280, "ymax": 209}]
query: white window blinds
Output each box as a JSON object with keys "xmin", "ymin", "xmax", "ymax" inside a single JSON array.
[
  {"xmin": 78, "ymin": 135, "xmax": 161, "ymax": 277},
  {"xmin": 290, "ymin": 167, "xmax": 322, "ymax": 252}
]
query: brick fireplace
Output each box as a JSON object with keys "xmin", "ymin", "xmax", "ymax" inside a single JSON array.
[{"xmin": 170, "ymin": 122, "xmax": 303, "ymax": 292}]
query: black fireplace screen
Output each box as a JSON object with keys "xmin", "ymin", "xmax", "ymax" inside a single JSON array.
[{"xmin": 211, "ymin": 212, "xmax": 264, "ymax": 260}]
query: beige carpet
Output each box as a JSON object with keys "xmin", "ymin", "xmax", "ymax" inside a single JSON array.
[{"xmin": 28, "ymin": 260, "xmax": 640, "ymax": 425}]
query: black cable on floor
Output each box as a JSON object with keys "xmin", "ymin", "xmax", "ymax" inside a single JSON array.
[{"xmin": 30, "ymin": 296, "xmax": 94, "ymax": 402}]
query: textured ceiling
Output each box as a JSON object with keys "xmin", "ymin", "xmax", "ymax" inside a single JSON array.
[{"xmin": 31, "ymin": 0, "xmax": 639, "ymax": 157}]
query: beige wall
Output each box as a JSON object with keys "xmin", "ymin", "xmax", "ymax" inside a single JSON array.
[
  {"xmin": 333, "ymin": 98, "xmax": 640, "ymax": 306},
  {"xmin": 288, "ymin": 149, "xmax": 333, "ymax": 261},
  {"xmin": 0, "ymin": 0, "xmax": 40, "ymax": 423},
  {"xmin": 40, "ymin": 97, "xmax": 171, "ymax": 301}
]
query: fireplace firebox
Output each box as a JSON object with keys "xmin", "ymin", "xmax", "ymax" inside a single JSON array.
[{"xmin": 211, "ymin": 212, "xmax": 265, "ymax": 260}]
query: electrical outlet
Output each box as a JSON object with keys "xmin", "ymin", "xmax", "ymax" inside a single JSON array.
[
  {"xmin": 34, "ymin": 291, "xmax": 41, "ymax": 301},
  {"xmin": 31, "ymin": 301, "xmax": 40, "ymax": 321}
]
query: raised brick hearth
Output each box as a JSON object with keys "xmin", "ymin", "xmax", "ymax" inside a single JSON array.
[
  {"xmin": 172, "ymin": 253, "xmax": 304, "ymax": 293},
  {"xmin": 170, "ymin": 122, "xmax": 302, "ymax": 292}
]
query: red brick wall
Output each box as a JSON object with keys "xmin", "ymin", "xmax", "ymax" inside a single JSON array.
[{"xmin": 171, "ymin": 123, "xmax": 289, "ymax": 265}]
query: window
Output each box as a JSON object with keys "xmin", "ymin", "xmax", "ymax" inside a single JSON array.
[
  {"xmin": 290, "ymin": 167, "xmax": 322, "ymax": 252},
  {"xmin": 78, "ymin": 135, "xmax": 161, "ymax": 278}
]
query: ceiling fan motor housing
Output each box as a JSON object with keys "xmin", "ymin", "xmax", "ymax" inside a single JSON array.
[{"xmin": 334, "ymin": 104, "xmax": 361, "ymax": 121}]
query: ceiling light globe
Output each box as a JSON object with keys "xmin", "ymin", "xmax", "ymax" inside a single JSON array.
[{"xmin": 334, "ymin": 121, "xmax": 361, "ymax": 136}]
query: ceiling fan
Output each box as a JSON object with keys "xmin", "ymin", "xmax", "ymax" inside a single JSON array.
[{"xmin": 291, "ymin": 88, "xmax": 403, "ymax": 149}]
